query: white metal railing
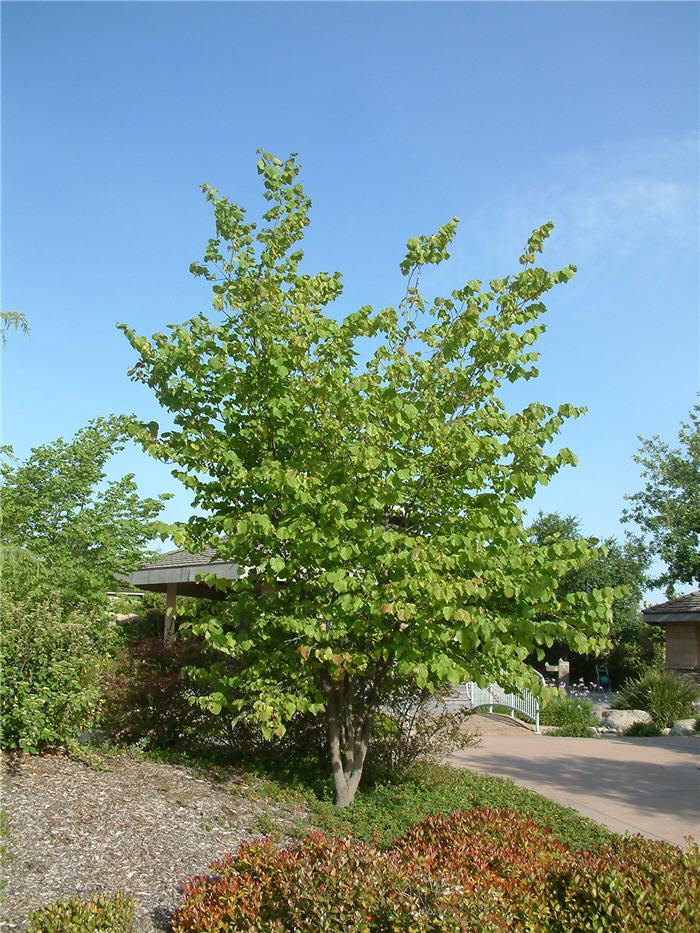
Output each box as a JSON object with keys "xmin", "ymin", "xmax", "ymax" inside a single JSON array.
[{"xmin": 463, "ymin": 669, "xmax": 545, "ymax": 733}]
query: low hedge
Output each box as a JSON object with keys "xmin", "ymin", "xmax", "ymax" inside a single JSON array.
[
  {"xmin": 26, "ymin": 892, "xmax": 134, "ymax": 932},
  {"xmin": 100, "ymin": 635, "xmax": 223, "ymax": 750},
  {"xmin": 171, "ymin": 808, "xmax": 699, "ymax": 933}
]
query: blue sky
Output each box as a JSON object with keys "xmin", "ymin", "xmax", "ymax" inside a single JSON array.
[{"xmin": 2, "ymin": 1, "xmax": 698, "ymax": 583}]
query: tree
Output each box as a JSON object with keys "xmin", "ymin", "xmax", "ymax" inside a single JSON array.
[
  {"xmin": 623, "ymin": 402, "xmax": 700, "ymax": 596},
  {"xmin": 1, "ymin": 415, "xmax": 169, "ymax": 606},
  {"xmin": 0, "ymin": 309, "xmax": 30, "ymax": 345},
  {"xmin": 527, "ymin": 512, "xmax": 652, "ymax": 680},
  {"xmin": 120, "ymin": 152, "xmax": 615, "ymax": 806}
]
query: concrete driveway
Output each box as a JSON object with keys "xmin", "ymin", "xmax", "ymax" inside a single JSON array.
[{"xmin": 449, "ymin": 717, "xmax": 700, "ymax": 848}]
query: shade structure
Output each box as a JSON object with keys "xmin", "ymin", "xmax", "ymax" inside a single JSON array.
[
  {"xmin": 126, "ymin": 545, "xmax": 239, "ymax": 643},
  {"xmin": 127, "ymin": 544, "xmax": 239, "ymax": 599}
]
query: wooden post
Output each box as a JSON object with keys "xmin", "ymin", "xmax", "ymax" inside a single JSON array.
[
  {"xmin": 164, "ymin": 582, "xmax": 177, "ymax": 645},
  {"xmin": 557, "ymin": 658, "xmax": 570, "ymax": 688},
  {"xmin": 545, "ymin": 658, "xmax": 570, "ymax": 688}
]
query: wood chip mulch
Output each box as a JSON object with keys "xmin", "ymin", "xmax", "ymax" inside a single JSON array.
[{"xmin": 0, "ymin": 751, "xmax": 314, "ymax": 932}]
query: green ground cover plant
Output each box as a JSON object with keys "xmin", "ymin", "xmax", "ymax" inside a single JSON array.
[
  {"xmin": 0, "ymin": 809, "xmax": 13, "ymax": 903},
  {"xmin": 170, "ymin": 808, "xmax": 699, "ymax": 933},
  {"xmin": 137, "ymin": 747, "xmax": 615, "ymax": 853},
  {"xmin": 310, "ymin": 763, "xmax": 614, "ymax": 851}
]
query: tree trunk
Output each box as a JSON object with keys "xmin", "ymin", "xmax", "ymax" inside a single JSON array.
[{"xmin": 324, "ymin": 675, "xmax": 376, "ymax": 808}]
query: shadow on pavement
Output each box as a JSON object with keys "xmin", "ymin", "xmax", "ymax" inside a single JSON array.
[{"xmin": 451, "ymin": 735, "xmax": 699, "ymax": 825}]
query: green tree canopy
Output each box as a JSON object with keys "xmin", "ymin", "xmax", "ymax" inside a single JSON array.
[
  {"xmin": 623, "ymin": 402, "xmax": 700, "ymax": 596},
  {"xmin": 1, "ymin": 415, "xmax": 169, "ymax": 606},
  {"xmin": 527, "ymin": 512, "xmax": 651, "ymax": 679},
  {"xmin": 120, "ymin": 152, "xmax": 616, "ymax": 806}
]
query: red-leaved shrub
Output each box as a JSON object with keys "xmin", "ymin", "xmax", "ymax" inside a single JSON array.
[
  {"xmin": 171, "ymin": 809, "xmax": 700, "ymax": 932},
  {"xmin": 101, "ymin": 636, "xmax": 222, "ymax": 750}
]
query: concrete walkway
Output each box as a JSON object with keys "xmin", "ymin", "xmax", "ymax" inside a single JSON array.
[{"xmin": 449, "ymin": 717, "xmax": 700, "ymax": 848}]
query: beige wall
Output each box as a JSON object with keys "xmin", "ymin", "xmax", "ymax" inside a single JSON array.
[{"xmin": 665, "ymin": 622, "xmax": 700, "ymax": 671}]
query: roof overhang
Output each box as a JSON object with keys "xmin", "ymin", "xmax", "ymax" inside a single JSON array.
[
  {"xmin": 127, "ymin": 560, "xmax": 239, "ymax": 599},
  {"xmin": 641, "ymin": 591, "xmax": 700, "ymax": 626},
  {"xmin": 642, "ymin": 611, "xmax": 700, "ymax": 625}
]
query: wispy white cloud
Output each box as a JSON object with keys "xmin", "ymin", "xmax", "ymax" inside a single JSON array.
[{"xmin": 448, "ymin": 136, "xmax": 699, "ymax": 277}]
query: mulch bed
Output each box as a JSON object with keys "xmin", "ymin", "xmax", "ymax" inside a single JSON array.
[{"xmin": 0, "ymin": 751, "xmax": 312, "ymax": 932}]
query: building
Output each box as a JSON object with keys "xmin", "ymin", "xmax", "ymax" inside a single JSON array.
[{"xmin": 642, "ymin": 591, "xmax": 700, "ymax": 679}]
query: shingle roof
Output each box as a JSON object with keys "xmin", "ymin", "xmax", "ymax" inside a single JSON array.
[
  {"xmin": 642, "ymin": 590, "xmax": 700, "ymax": 624},
  {"xmin": 139, "ymin": 544, "xmax": 223, "ymax": 570}
]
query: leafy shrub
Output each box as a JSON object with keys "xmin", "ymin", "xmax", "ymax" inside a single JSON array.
[
  {"xmin": 227, "ymin": 708, "xmax": 329, "ymax": 772},
  {"xmin": 613, "ymin": 668, "xmax": 700, "ymax": 727},
  {"xmin": 101, "ymin": 635, "xmax": 225, "ymax": 750},
  {"xmin": 624, "ymin": 721, "xmax": 663, "ymax": 737},
  {"xmin": 547, "ymin": 723, "xmax": 596, "ymax": 737},
  {"xmin": 0, "ymin": 585, "xmax": 122, "ymax": 753},
  {"xmin": 363, "ymin": 681, "xmax": 478, "ymax": 783},
  {"xmin": 26, "ymin": 892, "xmax": 134, "ymax": 932},
  {"xmin": 540, "ymin": 695, "xmax": 597, "ymax": 729},
  {"xmin": 171, "ymin": 808, "xmax": 699, "ymax": 932}
]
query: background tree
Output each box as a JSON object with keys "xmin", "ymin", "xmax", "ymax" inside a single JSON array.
[
  {"xmin": 0, "ymin": 309, "xmax": 30, "ymax": 345},
  {"xmin": 1, "ymin": 414, "xmax": 169, "ymax": 606},
  {"xmin": 623, "ymin": 402, "xmax": 700, "ymax": 596},
  {"xmin": 527, "ymin": 512, "xmax": 654, "ymax": 683},
  {"xmin": 0, "ymin": 414, "xmax": 168, "ymax": 752},
  {"xmin": 121, "ymin": 152, "xmax": 616, "ymax": 806}
]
